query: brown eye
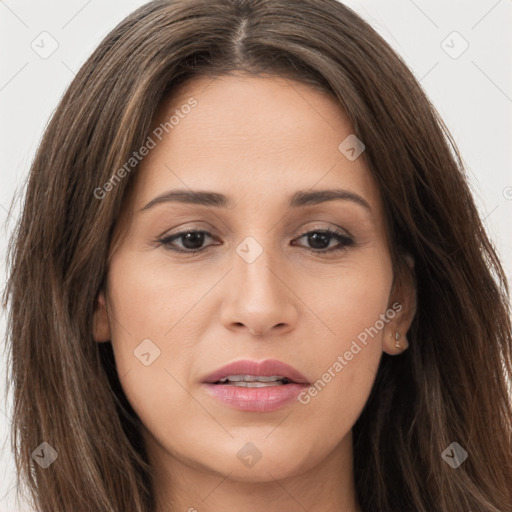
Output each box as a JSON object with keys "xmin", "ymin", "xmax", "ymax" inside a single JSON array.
[
  {"xmin": 157, "ymin": 230, "xmax": 216, "ymax": 253},
  {"xmin": 292, "ymin": 229, "xmax": 354, "ymax": 253}
]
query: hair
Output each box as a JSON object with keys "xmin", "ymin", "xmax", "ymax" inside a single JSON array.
[{"xmin": 3, "ymin": 0, "xmax": 512, "ymax": 510}]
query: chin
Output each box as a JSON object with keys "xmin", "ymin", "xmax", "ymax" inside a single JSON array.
[{"xmin": 204, "ymin": 438, "xmax": 322, "ymax": 482}]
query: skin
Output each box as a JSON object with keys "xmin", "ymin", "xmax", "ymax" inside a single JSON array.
[{"xmin": 93, "ymin": 73, "xmax": 416, "ymax": 512}]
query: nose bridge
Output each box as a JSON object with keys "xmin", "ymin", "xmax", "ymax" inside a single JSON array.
[
  {"xmin": 220, "ymin": 234, "xmax": 298, "ymax": 335},
  {"xmin": 234, "ymin": 234, "xmax": 284, "ymax": 304},
  {"xmin": 237, "ymin": 238, "xmax": 279, "ymax": 298}
]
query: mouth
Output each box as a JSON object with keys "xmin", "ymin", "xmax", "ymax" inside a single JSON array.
[
  {"xmin": 202, "ymin": 358, "xmax": 310, "ymax": 386},
  {"xmin": 212, "ymin": 375, "xmax": 295, "ymax": 387},
  {"xmin": 201, "ymin": 359, "xmax": 310, "ymax": 412}
]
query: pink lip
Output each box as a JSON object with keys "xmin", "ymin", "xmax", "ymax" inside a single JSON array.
[{"xmin": 201, "ymin": 359, "xmax": 310, "ymax": 413}]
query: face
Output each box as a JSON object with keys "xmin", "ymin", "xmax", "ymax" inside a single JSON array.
[{"xmin": 93, "ymin": 74, "xmax": 415, "ymax": 484}]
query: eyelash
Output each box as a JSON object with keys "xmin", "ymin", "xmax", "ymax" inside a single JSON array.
[{"xmin": 154, "ymin": 228, "xmax": 354, "ymax": 255}]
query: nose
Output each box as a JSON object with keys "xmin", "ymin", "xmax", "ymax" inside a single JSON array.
[{"xmin": 220, "ymin": 244, "xmax": 299, "ymax": 337}]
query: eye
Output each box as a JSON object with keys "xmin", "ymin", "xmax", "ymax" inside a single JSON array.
[
  {"xmin": 156, "ymin": 230, "xmax": 217, "ymax": 253},
  {"xmin": 291, "ymin": 228, "xmax": 354, "ymax": 254}
]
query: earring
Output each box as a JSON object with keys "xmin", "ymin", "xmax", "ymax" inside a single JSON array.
[{"xmin": 394, "ymin": 331, "xmax": 401, "ymax": 349}]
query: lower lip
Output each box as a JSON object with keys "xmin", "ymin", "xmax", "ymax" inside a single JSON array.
[{"xmin": 202, "ymin": 382, "xmax": 308, "ymax": 412}]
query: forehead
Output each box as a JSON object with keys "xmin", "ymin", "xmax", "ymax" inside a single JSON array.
[{"xmin": 131, "ymin": 73, "xmax": 382, "ymax": 216}]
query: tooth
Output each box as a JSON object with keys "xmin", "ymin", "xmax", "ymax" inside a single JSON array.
[
  {"xmin": 214, "ymin": 374, "xmax": 292, "ymax": 385},
  {"xmin": 224, "ymin": 375, "xmax": 284, "ymax": 383},
  {"xmin": 231, "ymin": 381, "xmax": 284, "ymax": 387}
]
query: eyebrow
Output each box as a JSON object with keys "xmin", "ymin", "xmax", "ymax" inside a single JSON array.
[{"xmin": 139, "ymin": 188, "xmax": 372, "ymax": 212}]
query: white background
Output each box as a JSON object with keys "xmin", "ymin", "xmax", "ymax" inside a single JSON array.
[{"xmin": 1, "ymin": 1, "xmax": 511, "ymax": 510}]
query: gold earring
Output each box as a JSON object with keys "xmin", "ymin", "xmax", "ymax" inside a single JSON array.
[{"xmin": 394, "ymin": 331, "xmax": 401, "ymax": 349}]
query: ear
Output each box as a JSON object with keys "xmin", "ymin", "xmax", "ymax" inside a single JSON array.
[
  {"xmin": 93, "ymin": 290, "xmax": 111, "ymax": 343},
  {"xmin": 383, "ymin": 253, "xmax": 417, "ymax": 355}
]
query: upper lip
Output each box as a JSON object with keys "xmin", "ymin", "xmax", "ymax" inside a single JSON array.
[{"xmin": 202, "ymin": 359, "xmax": 310, "ymax": 384}]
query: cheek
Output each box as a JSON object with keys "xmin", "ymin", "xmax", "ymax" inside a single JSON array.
[
  {"xmin": 104, "ymin": 252, "xmax": 208, "ymax": 435},
  {"xmin": 291, "ymin": 250, "xmax": 393, "ymax": 428},
  {"xmin": 106, "ymin": 251, "xmax": 205, "ymax": 341},
  {"xmin": 301, "ymin": 251, "xmax": 393, "ymax": 347}
]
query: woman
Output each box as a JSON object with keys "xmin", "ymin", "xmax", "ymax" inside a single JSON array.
[{"xmin": 4, "ymin": 0, "xmax": 512, "ymax": 511}]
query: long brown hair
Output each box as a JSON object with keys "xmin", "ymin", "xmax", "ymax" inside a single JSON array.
[{"xmin": 4, "ymin": 0, "xmax": 512, "ymax": 510}]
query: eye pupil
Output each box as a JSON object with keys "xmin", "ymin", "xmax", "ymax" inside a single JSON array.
[
  {"xmin": 182, "ymin": 231, "xmax": 205, "ymax": 250},
  {"xmin": 308, "ymin": 232, "xmax": 330, "ymax": 249}
]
